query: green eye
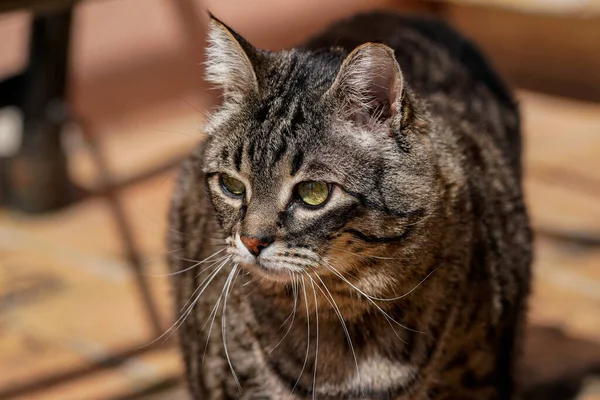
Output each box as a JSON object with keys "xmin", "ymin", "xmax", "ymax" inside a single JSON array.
[
  {"xmin": 297, "ymin": 181, "xmax": 329, "ymax": 206},
  {"xmin": 220, "ymin": 174, "xmax": 245, "ymax": 196}
]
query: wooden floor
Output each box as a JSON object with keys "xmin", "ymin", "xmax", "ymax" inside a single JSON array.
[{"xmin": 0, "ymin": 89, "xmax": 599, "ymax": 399}]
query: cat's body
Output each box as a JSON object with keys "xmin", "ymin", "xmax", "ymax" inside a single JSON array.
[{"xmin": 168, "ymin": 12, "xmax": 532, "ymax": 400}]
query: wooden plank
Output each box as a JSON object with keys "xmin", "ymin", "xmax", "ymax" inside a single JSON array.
[
  {"xmin": 520, "ymin": 90, "xmax": 600, "ymax": 238},
  {"xmin": 445, "ymin": 5, "xmax": 600, "ymax": 101},
  {"xmin": 440, "ymin": 0, "xmax": 600, "ymax": 15},
  {"xmin": 0, "ymin": 168, "xmax": 182, "ymax": 397}
]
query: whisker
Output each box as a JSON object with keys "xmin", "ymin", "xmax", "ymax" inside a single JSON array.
[
  {"xmin": 367, "ymin": 264, "xmax": 443, "ymax": 302},
  {"xmin": 150, "ymin": 249, "xmax": 228, "ymax": 277},
  {"xmin": 177, "ymin": 249, "xmax": 228, "ymax": 264},
  {"xmin": 178, "ymin": 97, "xmax": 205, "ymax": 115},
  {"xmin": 178, "ymin": 256, "xmax": 231, "ymax": 312},
  {"xmin": 202, "ymin": 284, "xmax": 223, "ymax": 362},
  {"xmin": 176, "ymin": 256, "xmax": 231, "ymax": 325},
  {"xmin": 325, "ymin": 256, "xmax": 442, "ymax": 302},
  {"xmin": 310, "ymin": 272, "xmax": 362, "ymax": 394},
  {"xmin": 269, "ymin": 273, "xmax": 299, "ymax": 354},
  {"xmin": 222, "ymin": 264, "xmax": 242, "ymax": 391},
  {"xmin": 322, "ymin": 261, "xmax": 419, "ymax": 337},
  {"xmin": 308, "ymin": 275, "xmax": 319, "ymax": 400},
  {"xmin": 140, "ymin": 247, "xmax": 184, "ymax": 267},
  {"xmin": 144, "ymin": 256, "xmax": 231, "ymax": 348},
  {"xmin": 194, "ymin": 255, "xmax": 233, "ymax": 279},
  {"xmin": 242, "ymin": 276, "xmax": 257, "ymax": 287},
  {"xmin": 403, "ymin": 206, "xmax": 438, "ymax": 227},
  {"xmin": 290, "ymin": 276, "xmax": 311, "ymax": 398},
  {"xmin": 276, "ymin": 273, "xmax": 297, "ymax": 332},
  {"xmin": 200, "ymin": 263, "xmax": 238, "ymax": 362}
]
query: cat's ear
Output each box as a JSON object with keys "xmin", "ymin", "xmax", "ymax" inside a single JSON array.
[
  {"xmin": 329, "ymin": 43, "xmax": 403, "ymax": 124},
  {"xmin": 205, "ymin": 14, "xmax": 259, "ymax": 101}
]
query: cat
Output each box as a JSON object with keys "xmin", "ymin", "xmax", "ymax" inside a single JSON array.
[{"xmin": 168, "ymin": 11, "xmax": 532, "ymax": 400}]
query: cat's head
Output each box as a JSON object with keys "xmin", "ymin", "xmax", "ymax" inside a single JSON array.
[{"xmin": 201, "ymin": 16, "xmax": 439, "ymax": 285}]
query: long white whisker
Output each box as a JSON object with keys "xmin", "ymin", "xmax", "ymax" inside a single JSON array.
[
  {"xmin": 290, "ymin": 276, "xmax": 310, "ymax": 398},
  {"xmin": 193, "ymin": 255, "xmax": 235, "ymax": 279},
  {"xmin": 144, "ymin": 256, "xmax": 231, "ymax": 348},
  {"xmin": 153, "ymin": 248, "xmax": 227, "ymax": 277},
  {"xmin": 175, "ymin": 256, "xmax": 231, "ymax": 331},
  {"xmin": 311, "ymin": 273, "xmax": 362, "ymax": 394},
  {"xmin": 269, "ymin": 273, "xmax": 299, "ymax": 354},
  {"xmin": 326, "ymin": 256, "xmax": 442, "ymax": 302},
  {"xmin": 369, "ymin": 264, "xmax": 443, "ymax": 301},
  {"xmin": 201, "ymin": 261, "xmax": 237, "ymax": 362},
  {"xmin": 308, "ymin": 275, "xmax": 319, "ymax": 400},
  {"xmin": 202, "ymin": 285, "xmax": 223, "ymax": 362},
  {"xmin": 141, "ymin": 247, "xmax": 184, "ymax": 267},
  {"xmin": 277, "ymin": 273, "xmax": 298, "ymax": 330},
  {"xmin": 179, "ymin": 256, "xmax": 231, "ymax": 312},
  {"xmin": 222, "ymin": 264, "xmax": 242, "ymax": 391},
  {"xmin": 322, "ymin": 261, "xmax": 419, "ymax": 337}
]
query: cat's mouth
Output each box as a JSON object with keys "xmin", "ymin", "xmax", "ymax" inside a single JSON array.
[
  {"xmin": 228, "ymin": 235, "xmax": 318, "ymax": 282},
  {"xmin": 238, "ymin": 259, "xmax": 305, "ymax": 282}
]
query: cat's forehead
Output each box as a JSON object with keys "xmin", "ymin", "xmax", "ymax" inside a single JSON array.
[
  {"xmin": 205, "ymin": 94, "xmax": 382, "ymax": 182},
  {"xmin": 260, "ymin": 49, "xmax": 342, "ymax": 93},
  {"xmin": 203, "ymin": 50, "xmax": 378, "ymax": 177}
]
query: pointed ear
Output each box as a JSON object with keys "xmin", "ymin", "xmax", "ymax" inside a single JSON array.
[
  {"xmin": 205, "ymin": 14, "xmax": 259, "ymax": 101},
  {"xmin": 328, "ymin": 43, "xmax": 403, "ymax": 124}
]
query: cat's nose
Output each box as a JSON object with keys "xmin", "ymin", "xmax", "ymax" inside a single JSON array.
[{"xmin": 240, "ymin": 235, "xmax": 274, "ymax": 256}]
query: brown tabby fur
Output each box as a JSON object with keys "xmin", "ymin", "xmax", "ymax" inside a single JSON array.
[{"xmin": 168, "ymin": 12, "xmax": 532, "ymax": 400}]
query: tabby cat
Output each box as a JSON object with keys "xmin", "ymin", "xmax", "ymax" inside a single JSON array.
[{"xmin": 168, "ymin": 12, "xmax": 532, "ymax": 400}]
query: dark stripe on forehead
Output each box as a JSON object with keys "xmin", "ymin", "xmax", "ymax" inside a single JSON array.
[
  {"xmin": 258, "ymin": 57, "xmax": 301, "ymax": 121},
  {"xmin": 291, "ymin": 149, "xmax": 304, "ymax": 176},
  {"xmin": 233, "ymin": 142, "xmax": 244, "ymax": 171},
  {"xmin": 396, "ymin": 98, "xmax": 414, "ymax": 153},
  {"xmin": 247, "ymin": 139, "xmax": 256, "ymax": 163},
  {"xmin": 220, "ymin": 148, "xmax": 229, "ymax": 162},
  {"xmin": 255, "ymin": 103, "xmax": 269, "ymax": 123},
  {"xmin": 272, "ymin": 139, "xmax": 288, "ymax": 165},
  {"xmin": 290, "ymin": 106, "xmax": 306, "ymax": 128}
]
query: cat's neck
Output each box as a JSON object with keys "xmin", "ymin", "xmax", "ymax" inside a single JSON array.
[{"xmin": 242, "ymin": 278, "xmax": 428, "ymax": 397}]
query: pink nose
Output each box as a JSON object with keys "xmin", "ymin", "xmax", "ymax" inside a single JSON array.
[{"xmin": 240, "ymin": 236, "xmax": 272, "ymax": 256}]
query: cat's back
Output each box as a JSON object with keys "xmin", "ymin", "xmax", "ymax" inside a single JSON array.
[{"xmin": 304, "ymin": 12, "xmax": 513, "ymax": 108}]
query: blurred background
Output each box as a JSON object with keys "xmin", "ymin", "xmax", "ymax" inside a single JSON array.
[{"xmin": 0, "ymin": 0, "xmax": 599, "ymax": 399}]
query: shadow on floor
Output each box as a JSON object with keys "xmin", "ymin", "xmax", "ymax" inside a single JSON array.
[{"xmin": 521, "ymin": 325, "xmax": 600, "ymax": 400}]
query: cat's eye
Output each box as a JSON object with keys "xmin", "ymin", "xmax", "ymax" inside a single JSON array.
[
  {"xmin": 220, "ymin": 174, "xmax": 246, "ymax": 197},
  {"xmin": 297, "ymin": 181, "xmax": 329, "ymax": 206}
]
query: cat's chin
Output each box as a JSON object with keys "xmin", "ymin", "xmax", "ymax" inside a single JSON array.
[{"xmin": 240, "ymin": 261, "xmax": 302, "ymax": 283}]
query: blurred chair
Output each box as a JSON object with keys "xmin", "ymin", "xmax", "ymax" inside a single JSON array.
[{"xmin": 0, "ymin": 0, "xmax": 207, "ymax": 398}]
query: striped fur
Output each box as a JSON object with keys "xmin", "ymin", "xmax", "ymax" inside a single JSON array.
[{"xmin": 168, "ymin": 12, "xmax": 531, "ymax": 400}]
